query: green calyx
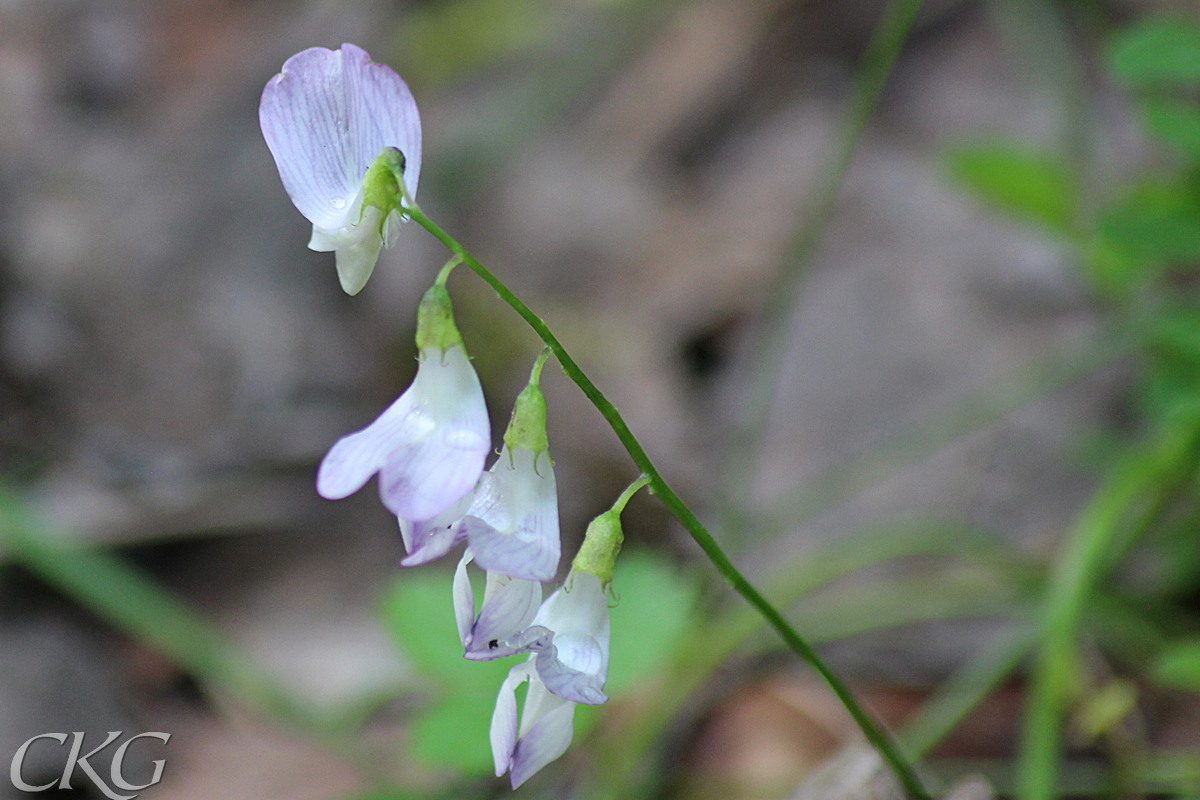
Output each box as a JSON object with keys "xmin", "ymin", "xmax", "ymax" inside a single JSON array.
[
  {"xmin": 360, "ymin": 147, "xmax": 409, "ymax": 232},
  {"xmin": 415, "ymin": 280, "xmax": 464, "ymax": 352},
  {"xmin": 572, "ymin": 475, "xmax": 650, "ymax": 586},
  {"xmin": 503, "ymin": 349, "xmax": 552, "ymax": 454},
  {"xmin": 573, "ymin": 511, "xmax": 624, "ymax": 586}
]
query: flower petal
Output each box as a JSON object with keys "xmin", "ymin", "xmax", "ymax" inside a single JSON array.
[
  {"xmin": 533, "ymin": 635, "xmax": 608, "ymax": 705},
  {"xmin": 525, "ymin": 571, "xmax": 610, "ymax": 702},
  {"xmin": 377, "ymin": 346, "xmax": 490, "ymax": 521},
  {"xmin": 381, "ymin": 433, "xmax": 487, "ymax": 522},
  {"xmin": 532, "ymin": 571, "xmax": 609, "ymax": 657},
  {"xmin": 462, "ymin": 515, "xmax": 559, "ymax": 581},
  {"xmin": 315, "ymin": 387, "xmax": 416, "ymax": 500},
  {"xmin": 317, "ymin": 346, "xmax": 488, "ymax": 518},
  {"xmin": 453, "ymin": 550, "xmax": 476, "ymax": 647},
  {"xmin": 509, "ymin": 686, "xmax": 575, "ymax": 789},
  {"xmin": 463, "ymin": 448, "xmax": 560, "ymax": 580},
  {"xmin": 399, "ymin": 491, "xmax": 472, "ymax": 566},
  {"xmin": 330, "ymin": 207, "xmax": 386, "ymax": 295},
  {"xmin": 465, "ymin": 572, "xmax": 543, "ymax": 658},
  {"xmin": 490, "ymin": 662, "xmax": 532, "ymax": 778},
  {"xmin": 260, "ymin": 44, "xmax": 421, "ymax": 231}
]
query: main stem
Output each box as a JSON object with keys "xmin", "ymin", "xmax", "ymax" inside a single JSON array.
[{"xmin": 406, "ymin": 206, "xmax": 932, "ymax": 800}]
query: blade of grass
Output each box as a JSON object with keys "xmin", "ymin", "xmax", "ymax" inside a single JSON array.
[
  {"xmin": 899, "ymin": 625, "xmax": 1034, "ymax": 760},
  {"xmin": 757, "ymin": 332, "xmax": 1129, "ymax": 538},
  {"xmin": 1018, "ymin": 404, "xmax": 1200, "ymax": 800},
  {"xmin": 0, "ymin": 486, "xmax": 344, "ymax": 736}
]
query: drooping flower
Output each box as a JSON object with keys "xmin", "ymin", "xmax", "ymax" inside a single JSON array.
[
  {"xmin": 489, "ymin": 569, "xmax": 608, "ymax": 788},
  {"xmin": 487, "ymin": 478, "xmax": 647, "ymax": 787},
  {"xmin": 490, "ymin": 659, "xmax": 575, "ymax": 789},
  {"xmin": 453, "ymin": 549, "xmax": 543, "ymax": 659},
  {"xmin": 316, "ymin": 280, "xmax": 489, "ymax": 527},
  {"xmin": 260, "ymin": 43, "xmax": 422, "ymax": 295},
  {"xmin": 459, "ymin": 349, "xmax": 561, "ymax": 581}
]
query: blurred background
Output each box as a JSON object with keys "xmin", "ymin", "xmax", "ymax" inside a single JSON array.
[{"xmin": 2, "ymin": 0, "xmax": 1200, "ymax": 798}]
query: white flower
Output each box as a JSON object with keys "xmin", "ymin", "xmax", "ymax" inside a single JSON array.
[
  {"xmin": 524, "ymin": 570, "xmax": 609, "ymax": 704},
  {"xmin": 489, "ymin": 570, "xmax": 610, "ymax": 787},
  {"xmin": 453, "ymin": 549, "xmax": 543, "ymax": 659},
  {"xmin": 460, "ymin": 446, "xmax": 561, "ymax": 581},
  {"xmin": 260, "ymin": 44, "xmax": 422, "ymax": 294},
  {"xmin": 491, "ymin": 660, "xmax": 576, "ymax": 789},
  {"xmin": 316, "ymin": 344, "xmax": 489, "ymax": 525}
]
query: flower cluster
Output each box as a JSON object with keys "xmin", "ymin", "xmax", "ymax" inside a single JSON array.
[{"xmin": 261, "ymin": 44, "xmax": 643, "ymax": 788}]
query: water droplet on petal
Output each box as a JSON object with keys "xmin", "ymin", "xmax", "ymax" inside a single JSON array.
[{"xmin": 332, "ymin": 197, "xmax": 347, "ymax": 210}]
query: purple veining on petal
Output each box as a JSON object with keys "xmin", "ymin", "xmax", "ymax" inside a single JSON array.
[
  {"xmin": 533, "ymin": 637, "xmax": 608, "ymax": 705},
  {"xmin": 463, "ymin": 575, "xmax": 543, "ymax": 658},
  {"xmin": 508, "ymin": 686, "xmax": 575, "ymax": 789},
  {"xmin": 463, "ymin": 515, "xmax": 559, "ymax": 581},
  {"xmin": 316, "ymin": 387, "xmax": 416, "ymax": 500},
  {"xmin": 460, "ymin": 446, "xmax": 560, "ymax": 580},
  {"xmin": 399, "ymin": 492, "xmax": 472, "ymax": 566},
  {"xmin": 318, "ymin": 345, "xmax": 489, "ymax": 525},
  {"xmin": 464, "ymin": 624, "xmax": 551, "ymax": 662},
  {"xmin": 260, "ymin": 44, "xmax": 421, "ymax": 230},
  {"xmin": 526, "ymin": 571, "xmax": 611, "ymax": 703}
]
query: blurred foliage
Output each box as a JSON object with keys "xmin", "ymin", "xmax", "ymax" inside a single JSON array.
[
  {"xmin": 946, "ymin": 144, "xmax": 1078, "ymax": 235},
  {"xmin": 396, "ymin": 0, "xmax": 552, "ymax": 89},
  {"xmin": 1154, "ymin": 637, "xmax": 1200, "ymax": 691},
  {"xmin": 1108, "ymin": 17, "xmax": 1200, "ymax": 87},
  {"xmin": 944, "ymin": 12, "xmax": 1200, "ymax": 800}
]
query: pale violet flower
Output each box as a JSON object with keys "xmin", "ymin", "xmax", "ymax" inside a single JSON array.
[
  {"xmin": 260, "ymin": 43, "xmax": 421, "ymax": 295},
  {"xmin": 317, "ymin": 343, "xmax": 488, "ymax": 523},
  {"xmin": 398, "ymin": 490, "xmax": 474, "ymax": 567},
  {"xmin": 490, "ymin": 570, "xmax": 610, "ymax": 788},
  {"xmin": 460, "ymin": 445, "xmax": 560, "ymax": 581},
  {"xmin": 453, "ymin": 549, "xmax": 543, "ymax": 659},
  {"xmin": 491, "ymin": 660, "xmax": 574, "ymax": 789},
  {"xmin": 317, "ymin": 281, "xmax": 489, "ymax": 526},
  {"xmin": 522, "ymin": 569, "xmax": 609, "ymax": 704},
  {"xmin": 458, "ymin": 350, "xmax": 561, "ymax": 581}
]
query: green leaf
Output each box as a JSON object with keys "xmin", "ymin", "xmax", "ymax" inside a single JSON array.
[
  {"xmin": 1109, "ymin": 18, "xmax": 1200, "ymax": 87},
  {"xmin": 1099, "ymin": 180, "xmax": 1200, "ymax": 264},
  {"xmin": 1154, "ymin": 638, "xmax": 1200, "ymax": 690},
  {"xmin": 1141, "ymin": 98, "xmax": 1200, "ymax": 158},
  {"xmin": 945, "ymin": 144, "xmax": 1076, "ymax": 233},
  {"xmin": 1146, "ymin": 310, "xmax": 1200, "ymax": 362},
  {"xmin": 1079, "ymin": 235, "xmax": 1144, "ymax": 296}
]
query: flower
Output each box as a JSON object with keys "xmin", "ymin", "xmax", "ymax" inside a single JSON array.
[
  {"xmin": 260, "ymin": 44, "xmax": 422, "ymax": 295},
  {"xmin": 523, "ymin": 569, "xmax": 610, "ymax": 704},
  {"xmin": 490, "ymin": 660, "xmax": 575, "ymax": 789},
  {"xmin": 458, "ymin": 350, "xmax": 560, "ymax": 581},
  {"xmin": 460, "ymin": 445, "xmax": 560, "ymax": 581},
  {"xmin": 484, "ymin": 478, "xmax": 646, "ymax": 787},
  {"xmin": 489, "ymin": 570, "xmax": 609, "ymax": 788},
  {"xmin": 316, "ymin": 282, "xmax": 489, "ymax": 527},
  {"xmin": 453, "ymin": 549, "xmax": 543, "ymax": 659}
]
